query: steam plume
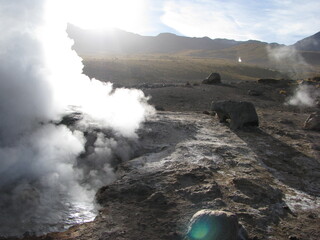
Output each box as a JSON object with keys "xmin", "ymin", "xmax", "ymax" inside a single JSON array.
[
  {"xmin": 266, "ymin": 45, "xmax": 313, "ymax": 79},
  {"xmin": 0, "ymin": 0, "xmax": 153, "ymax": 236},
  {"xmin": 287, "ymin": 84, "xmax": 320, "ymax": 107},
  {"xmin": 266, "ymin": 44, "xmax": 320, "ymax": 108}
]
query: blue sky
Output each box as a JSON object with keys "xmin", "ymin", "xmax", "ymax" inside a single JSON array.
[{"xmin": 69, "ymin": 0, "xmax": 320, "ymax": 45}]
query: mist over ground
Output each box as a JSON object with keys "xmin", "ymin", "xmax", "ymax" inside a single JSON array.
[
  {"xmin": 0, "ymin": 0, "xmax": 319, "ymax": 239},
  {"xmin": 0, "ymin": 0, "xmax": 153, "ymax": 236}
]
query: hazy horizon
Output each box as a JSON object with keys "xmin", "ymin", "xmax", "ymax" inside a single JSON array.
[{"xmin": 65, "ymin": 0, "xmax": 320, "ymax": 45}]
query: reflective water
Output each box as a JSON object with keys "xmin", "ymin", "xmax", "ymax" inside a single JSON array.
[{"xmin": 0, "ymin": 192, "xmax": 97, "ymax": 237}]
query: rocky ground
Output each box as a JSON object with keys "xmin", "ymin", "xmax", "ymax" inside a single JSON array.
[{"xmin": 3, "ymin": 79, "xmax": 320, "ymax": 240}]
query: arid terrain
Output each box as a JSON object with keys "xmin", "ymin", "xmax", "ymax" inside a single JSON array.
[
  {"xmin": 3, "ymin": 28, "xmax": 320, "ymax": 240},
  {"xmin": 2, "ymin": 3, "xmax": 320, "ymax": 240},
  {"xmin": 4, "ymin": 72, "xmax": 320, "ymax": 240}
]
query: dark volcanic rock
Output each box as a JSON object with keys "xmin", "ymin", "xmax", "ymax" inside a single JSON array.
[
  {"xmin": 257, "ymin": 79, "xmax": 292, "ymax": 87},
  {"xmin": 304, "ymin": 112, "xmax": 320, "ymax": 130},
  {"xmin": 258, "ymin": 78, "xmax": 279, "ymax": 84},
  {"xmin": 202, "ymin": 73, "xmax": 221, "ymax": 85},
  {"xmin": 211, "ymin": 100, "xmax": 259, "ymax": 130},
  {"xmin": 58, "ymin": 112, "xmax": 82, "ymax": 126},
  {"xmin": 248, "ymin": 90, "xmax": 262, "ymax": 96},
  {"xmin": 311, "ymin": 76, "xmax": 320, "ymax": 82},
  {"xmin": 155, "ymin": 105, "xmax": 165, "ymax": 111}
]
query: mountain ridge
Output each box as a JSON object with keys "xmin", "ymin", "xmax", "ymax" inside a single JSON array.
[
  {"xmin": 67, "ymin": 24, "xmax": 246, "ymax": 55},
  {"xmin": 67, "ymin": 24, "xmax": 320, "ymax": 56},
  {"xmin": 293, "ymin": 31, "xmax": 320, "ymax": 52}
]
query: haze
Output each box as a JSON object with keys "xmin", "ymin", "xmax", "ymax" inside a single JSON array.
[{"xmin": 66, "ymin": 0, "xmax": 320, "ymax": 45}]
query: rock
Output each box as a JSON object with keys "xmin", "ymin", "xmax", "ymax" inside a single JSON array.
[
  {"xmin": 280, "ymin": 119, "xmax": 294, "ymax": 125},
  {"xmin": 58, "ymin": 112, "xmax": 82, "ymax": 126},
  {"xmin": 288, "ymin": 236, "xmax": 299, "ymax": 240},
  {"xmin": 257, "ymin": 78, "xmax": 292, "ymax": 87},
  {"xmin": 203, "ymin": 111, "xmax": 210, "ymax": 115},
  {"xmin": 155, "ymin": 105, "xmax": 165, "ymax": 111},
  {"xmin": 186, "ymin": 210, "xmax": 248, "ymax": 240},
  {"xmin": 311, "ymin": 76, "xmax": 320, "ymax": 82},
  {"xmin": 311, "ymin": 144, "xmax": 320, "ymax": 151},
  {"xmin": 307, "ymin": 213, "xmax": 317, "ymax": 219},
  {"xmin": 248, "ymin": 90, "xmax": 262, "ymax": 96},
  {"xmin": 211, "ymin": 100, "xmax": 259, "ymax": 130},
  {"xmin": 315, "ymin": 97, "xmax": 320, "ymax": 108},
  {"xmin": 300, "ymin": 80, "xmax": 319, "ymax": 86},
  {"xmin": 257, "ymin": 78, "xmax": 279, "ymax": 84},
  {"xmin": 202, "ymin": 73, "xmax": 221, "ymax": 84},
  {"xmin": 144, "ymin": 192, "xmax": 168, "ymax": 207},
  {"xmin": 279, "ymin": 89, "xmax": 287, "ymax": 95},
  {"xmin": 303, "ymin": 112, "xmax": 320, "ymax": 130}
]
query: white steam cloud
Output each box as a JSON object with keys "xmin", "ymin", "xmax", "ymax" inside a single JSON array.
[
  {"xmin": 266, "ymin": 45, "xmax": 320, "ymax": 108},
  {"xmin": 0, "ymin": 0, "xmax": 153, "ymax": 236},
  {"xmin": 287, "ymin": 84, "xmax": 320, "ymax": 107},
  {"xmin": 266, "ymin": 45, "xmax": 313, "ymax": 79}
]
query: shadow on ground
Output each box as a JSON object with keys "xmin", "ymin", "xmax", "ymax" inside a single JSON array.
[{"xmin": 234, "ymin": 128, "xmax": 320, "ymax": 197}]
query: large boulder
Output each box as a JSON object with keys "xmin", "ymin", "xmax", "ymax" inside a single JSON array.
[
  {"xmin": 304, "ymin": 112, "xmax": 320, "ymax": 130},
  {"xmin": 186, "ymin": 210, "xmax": 248, "ymax": 240},
  {"xmin": 211, "ymin": 100, "xmax": 259, "ymax": 130},
  {"xmin": 202, "ymin": 73, "xmax": 221, "ymax": 84}
]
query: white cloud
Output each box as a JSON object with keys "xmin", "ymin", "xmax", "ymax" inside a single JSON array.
[
  {"xmin": 161, "ymin": 0, "xmax": 320, "ymax": 44},
  {"xmin": 66, "ymin": 0, "xmax": 158, "ymax": 35}
]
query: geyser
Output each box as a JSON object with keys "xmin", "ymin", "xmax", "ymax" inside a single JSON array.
[{"xmin": 0, "ymin": 0, "xmax": 153, "ymax": 236}]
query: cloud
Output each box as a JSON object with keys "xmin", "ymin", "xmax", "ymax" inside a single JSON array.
[{"xmin": 161, "ymin": 0, "xmax": 320, "ymax": 44}]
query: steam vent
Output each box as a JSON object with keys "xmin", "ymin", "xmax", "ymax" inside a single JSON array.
[{"xmin": 1, "ymin": 0, "xmax": 320, "ymax": 239}]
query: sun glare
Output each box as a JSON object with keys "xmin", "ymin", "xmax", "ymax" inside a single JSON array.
[{"xmin": 66, "ymin": 0, "xmax": 146, "ymax": 32}]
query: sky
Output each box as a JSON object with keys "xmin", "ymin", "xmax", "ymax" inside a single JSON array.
[{"xmin": 66, "ymin": 0, "xmax": 320, "ymax": 45}]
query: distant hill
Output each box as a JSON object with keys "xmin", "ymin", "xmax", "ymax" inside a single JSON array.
[
  {"xmin": 68, "ymin": 24, "xmax": 320, "ymax": 79},
  {"xmin": 67, "ymin": 24, "xmax": 242, "ymax": 55},
  {"xmin": 293, "ymin": 31, "xmax": 320, "ymax": 52},
  {"xmin": 67, "ymin": 24, "xmax": 320, "ymax": 60},
  {"xmin": 183, "ymin": 41, "xmax": 276, "ymax": 64}
]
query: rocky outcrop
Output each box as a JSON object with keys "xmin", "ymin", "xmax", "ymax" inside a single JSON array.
[
  {"xmin": 202, "ymin": 73, "xmax": 221, "ymax": 84},
  {"xmin": 211, "ymin": 100, "xmax": 259, "ymax": 130},
  {"xmin": 304, "ymin": 112, "xmax": 320, "ymax": 130}
]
